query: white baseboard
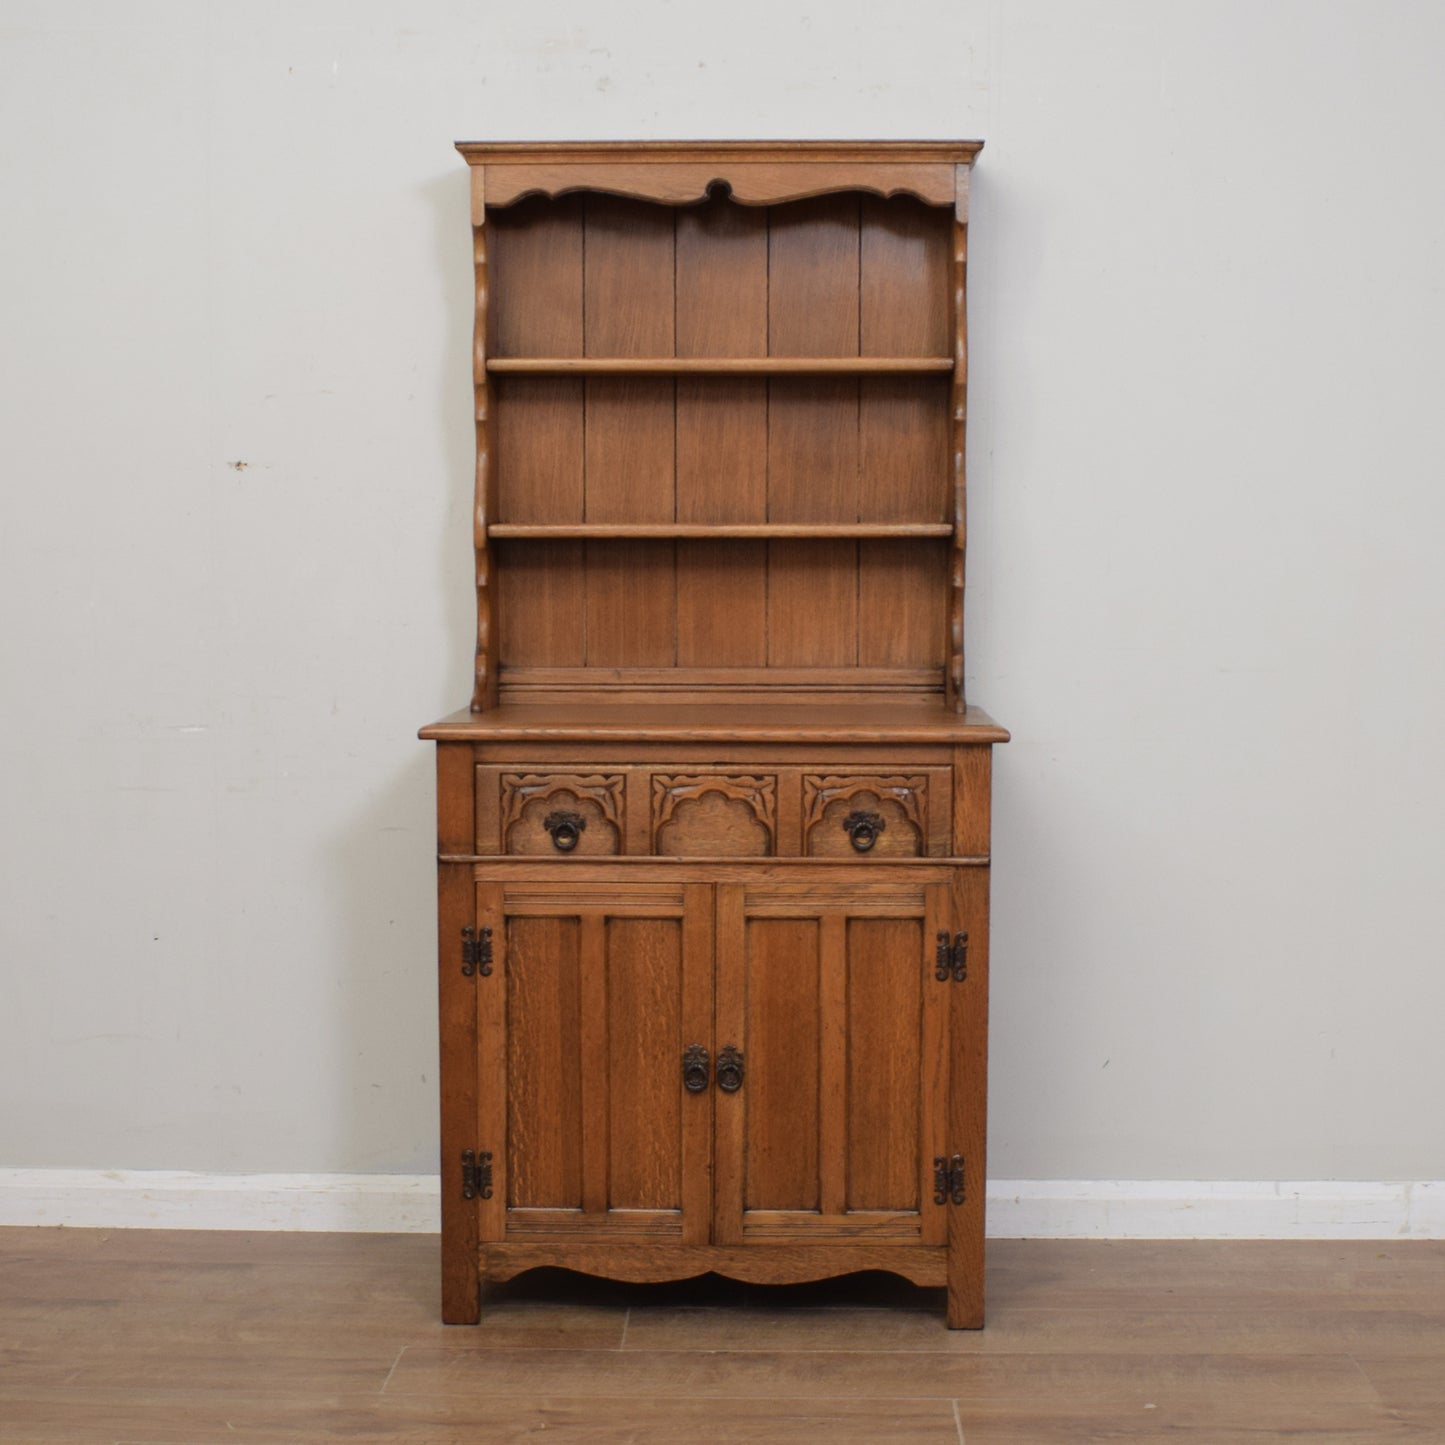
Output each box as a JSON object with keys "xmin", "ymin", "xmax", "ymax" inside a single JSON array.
[
  {"xmin": 0, "ymin": 1170, "xmax": 441, "ymax": 1233},
  {"xmin": 0, "ymin": 1171, "xmax": 1440, "ymax": 1237},
  {"xmin": 988, "ymin": 1179, "xmax": 1445, "ymax": 1239}
]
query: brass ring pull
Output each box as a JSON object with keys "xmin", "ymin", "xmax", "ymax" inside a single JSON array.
[
  {"xmin": 843, "ymin": 810, "xmax": 885, "ymax": 852},
  {"xmin": 543, "ymin": 809, "xmax": 585, "ymax": 852}
]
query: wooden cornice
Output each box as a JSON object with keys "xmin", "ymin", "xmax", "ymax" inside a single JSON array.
[{"xmin": 457, "ymin": 140, "xmax": 983, "ymax": 211}]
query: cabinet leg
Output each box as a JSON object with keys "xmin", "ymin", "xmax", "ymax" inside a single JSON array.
[
  {"xmin": 946, "ymin": 1228, "xmax": 984, "ymax": 1329},
  {"xmin": 946, "ymin": 1268, "xmax": 984, "ymax": 1329},
  {"xmin": 946, "ymin": 1281, "xmax": 984, "ymax": 1329},
  {"xmin": 441, "ymin": 1236, "xmax": 481, "ymax": 1324}
]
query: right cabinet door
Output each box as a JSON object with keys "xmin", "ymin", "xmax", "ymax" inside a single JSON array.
[{"xmin": 713, "ymin": 877, "xmax": 955, "ymax": 1248}]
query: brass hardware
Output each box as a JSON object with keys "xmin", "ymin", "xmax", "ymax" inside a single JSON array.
[
  {"xmin": 543, "ymin": 809, "xmax": 586, "ymax": 851},
  {"xmin": 461, "ymin": 1148, "xmax": 493, "ymax": 1201},
  {"xmin": 461, "ymin": 925, "xmax": 492, "ymax": 977},
  {"xmin": 843, "ymin": 809, "xmax": 885, "ymax": 852},
  {"xmin": 935, "ymin": 931, "xmax": 967, "ymax": 983},
  {"xmin": 682, "ymin": 1044, "xmax": 710, "ymax": 1094},
  {"xmin": 715, "ymin": 1044, "xmax": 745, "ymax": 1093},
  {"xmin": 933, "ymin": 1153, "xmax": 965, "ymax": 1206}
]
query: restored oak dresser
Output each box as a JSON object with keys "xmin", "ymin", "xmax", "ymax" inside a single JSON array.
[{"xmin": 419, "ymin": 141, "xmax": 1006, "ymax": 1328}]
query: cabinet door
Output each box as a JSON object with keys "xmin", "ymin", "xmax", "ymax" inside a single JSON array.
[
  {"xmin": 713, "ymin": 878, "xmax": 952, "ymax": 1247},
  {"xmin": 475, "ymin": 881, "xmax": 713, "ymax": 1244}
]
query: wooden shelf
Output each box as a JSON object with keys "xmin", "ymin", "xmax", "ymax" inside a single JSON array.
[
  {"xmin": 487, "ymin": 357, "xmax": 954, "ymax": 377},
  {"xmin": 488, "ymin": 523, "xmax": 955, "ymax": 540}
]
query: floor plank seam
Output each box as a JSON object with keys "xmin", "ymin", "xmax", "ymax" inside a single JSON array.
[
  {"xmin": 952, "ymin": 1396, "xmax": 965, "ymax": 1444},
  {"xmin": 619, "ymin": 1306, "xmax": 630, "ymax": 1351}
]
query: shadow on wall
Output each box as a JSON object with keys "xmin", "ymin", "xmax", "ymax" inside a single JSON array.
[
  {"xmin": 323, "ymin": 165, "xmax": 477, "ymax": 1175},
  {"xmin": 428, "ymin": 162, "xmax": 485, "ymax": 698}
]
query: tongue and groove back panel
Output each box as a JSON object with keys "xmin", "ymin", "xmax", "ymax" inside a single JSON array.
[{"xmin": 489, "ymin": 191, "xmax": 952, "ymax": 696}]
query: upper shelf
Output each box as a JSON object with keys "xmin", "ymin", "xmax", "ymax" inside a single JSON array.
[
  {"xmin": 488, "ymin": 523, "xmax": 954, "ymax": 540},
  {"xmin": 487, "ymin": 357, "xmax": 955, "ymax": 377}
]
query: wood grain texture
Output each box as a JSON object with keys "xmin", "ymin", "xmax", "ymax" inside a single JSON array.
[
  {"xmin": 504, "ymin": 914, "xmax": 583, "ymax": 1211},
  {"xmin": 464, "ymin": 140, "xmax": 982, "ymax": 160},
  {"xmin": 496, "ymin": 539, "xmax": 587, "ymax": 670},
  {"xmin": 802, "ymin": 773, "xmax": 931, "ymax": 859},
  {"xmin": 652, "ymin": 773, "xmax": 776, "ymax": 856},
  {"xmin": 470, "ymin": 202, "xmax": 497, "ymax": 710},
  {"xmin": 482, "ymin": 1241, "xmax": 946, "ymax": 1288},
  {"xmin": 422, "ymin": 701, "xmax": 1010, "ymax": 743},
  {"xmin": 492, "ymin": 522, "xmax": 951, "ymax": 537},
  {"xmin": 489, "ymin": 195, "xmax": 584, "ymax": 356},
  {"xmin": 578, "ymin": 913, "xmax": 609, "ymax": 1216},
  {"xmin": 743, "ymin": 917, "xmax": 822, "ymax": 1212},
  {"xmin": 499, "ymin": 772, "xmax": 625, "ymax": 856},
  {"xmin": 7, "ymin": 1230, "xmax": 1440, "ymax": 1442},
  {"xmin": 471, "ymin": 886, "xmax": 507, "ymax": 1253},
  {"xmin": 764, "ymin": 197, "xmax": 864, "ymax": 668},
  {"xmin": 437, "ymin": 864, "xmax": 479, "ymax": 1322},
  {"xmin": 953, "ymin": 744, "xmax": 992, "ymax": 857},
  {"xmin": 489, "ymin": 356, "xmax": 952, "ymax": 373},
  {"xmin": 856, "ymin": 202, "xmax": 950, "ymax": 675},
  {"xmin": 433, "ymin": 143, "xmax": 1003, "ymax": 1330},
  {"xmin": 605, "ymin": 917, "xmax": 685, "ymax": 1211},
  {"xmin": 495, "ymin": 381, "xmax": 584, "ymax": 524},
  {"xmin": 948, "ymin": 865, "xmax": 989, "ymax": 1328},
  {"xmin": 673, "ymin": 196, "xmax": 768, "ymax": 666},
  {"xmin": 580, "ymin": 197, "xmax": 674, "ymax": 517},
  {"xmin": 493, "ymin": 669, "xmax": 946, "ymax": 704},
  {"xmin": 858, "ymin": 537, "xmax": 948, "ymax": 671},
  {"xmin": 947, "ymin": 181, "xmax": 969, "ymax": 711},
  {"xmin": 766, "ymin": 541, "xmax": 859, "ymax": 668},
  {"xmin": 920, "ymin": 883, "xmax": 951, "ymax": 1248},
  {"xmin": 847, "ymin": 917, "xmax": 924, "ymax": 1211},
  {"xmin": 712, "ymin": 884, "xmax": 747, "ymax": 1246},
  {"xmin": 674, "ymin": 539, "xmax": 770, "ymax": 668},
  {"xmin": 487, "ymin": 198, "xmax": 587, "ymax": 689},
  {"xmin": 476, "ymin": 159, "xmax": 967, "ymax": 210},
  {"xmin": 680, "ymin": 885, "xmax": 715, "ymax": 1245},
  {"xmin": 435, "ymin": 744, "xmax": 475, "ymax": 858},
  {"xmin": 818, "ymin": 912, "xmax": 848, "ymax": 1218},
  {"xmin": 582, "ymin": 381, "xmax": 675, "ymax": 523},
  {"xmin": 583, "ymin": 540, "xmax": 676, "ymax": 668}
]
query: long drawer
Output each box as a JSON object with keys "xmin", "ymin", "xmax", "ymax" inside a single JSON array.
[{"xmin": 473, "ymin": 765, "xmax": 956, "ymax": 858}]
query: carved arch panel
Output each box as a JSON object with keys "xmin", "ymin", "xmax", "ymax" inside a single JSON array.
[
  {"xmin": 651, "ymin": 774, "xmax": 777, "ymax": 857},
  {"xmin": 802, "ymin": 774, "xmax": 929, "ymax": 858},
  {"xmin": 501, "ymin": 773, "xmax": 625, "ymax": 856}
]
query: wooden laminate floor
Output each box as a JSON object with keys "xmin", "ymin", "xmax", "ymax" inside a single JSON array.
[{"xmin": 1, "ymin": 1230, "xmax": 1442, "ymax": 1442}]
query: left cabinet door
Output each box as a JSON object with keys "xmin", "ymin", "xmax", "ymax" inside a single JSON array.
[{"xmin": 474, "ymin": 880, "xmax": 715, "ymax": 1245}]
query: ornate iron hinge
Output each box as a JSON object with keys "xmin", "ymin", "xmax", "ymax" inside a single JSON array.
[
  {"xmin": 461, "ymin": 1148, "xmax": 493, "ymax": 1200},
  {"xmin": 934, "ymin": 931, "xmax": 968, "ymax": 983},
  {"xmin": 933, "ymin": 1153, "xmax": 965, "ymax": 1206},
  {"xmin": 461, "ymin": 925, "xmax": 492, "ymax": 977}
]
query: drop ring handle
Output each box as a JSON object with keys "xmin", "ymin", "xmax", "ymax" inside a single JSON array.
[
  {"xmin": 715, "ymin": 1044, "xmax": 744, "ymax": 1093},
  {"xmin": 843, "ymin": 810, "xmax": 885, "ymax": 853},
  {"xmin": 543, "ymin": 810, "xmax": 585, "ymax": 852}
]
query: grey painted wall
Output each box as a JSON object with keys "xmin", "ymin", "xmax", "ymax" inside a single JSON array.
[{"xmin": 2, "ymin": 0, "xmax": 1441, "ymax": 1179}]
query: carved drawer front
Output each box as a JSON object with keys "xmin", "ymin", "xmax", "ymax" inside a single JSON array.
[
  {"xmin": 651, "ymin": 774, "xmax": 777, "ymax": 857},
  {"xmin": 492, "ymin": 773, "xmax": 624, "ymax": 855},
  {"xmin": 802, "ymin": 773, "xmax": 950, "ymax": 858}
]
